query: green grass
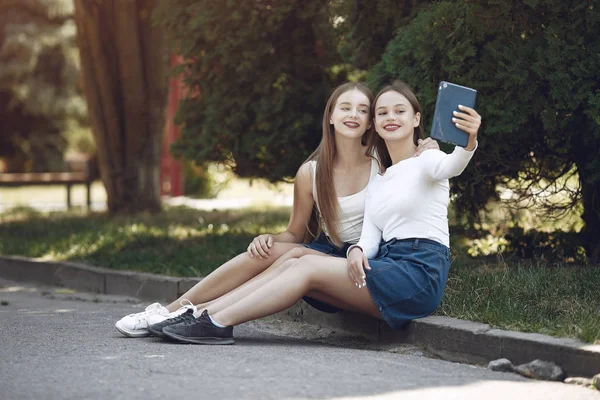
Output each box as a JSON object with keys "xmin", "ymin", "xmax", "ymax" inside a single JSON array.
[
  {"xmin": 0, "ymin": 206, "xmax": 289, "ymax": 277},
  {"xmin": 437, "ymin": 260, "xmax": 600, "ymax": 343},
  {"xmin": 0, "ymin": 206, "xmax": 598, "ymax": 343}
]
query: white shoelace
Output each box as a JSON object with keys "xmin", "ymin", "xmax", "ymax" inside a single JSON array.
[
  {"xmin": 179, "ymin": 299, "xmax": 194, "ymax": 309},
  {"xmin": 126, "ymin": 303, "xmax": 167, "ymax": 326},
  {"xmin": 125, "ymin": 303, "xmax": 162, "ymax": 318},
  {"xmin": 174, "ymin": 299, "xmax": 196, "ymax": 315}
]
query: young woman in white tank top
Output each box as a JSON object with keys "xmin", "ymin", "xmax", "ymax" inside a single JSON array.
[
  {"xmin": 306, "ymin": 158, "xmax": 378, "ymax": 246},
  {"xmin": 114, "ymin": 82, "xmax": 437, "ymax": 338}
]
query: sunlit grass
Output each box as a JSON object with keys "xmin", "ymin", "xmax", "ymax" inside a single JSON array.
[{"xmin": 0, "ymin": 205, "xmax": 289, "ymax": 277}]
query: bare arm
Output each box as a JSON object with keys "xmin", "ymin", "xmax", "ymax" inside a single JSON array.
[
  {"xmin": 247, "ymin": 162, "xmax": 315, "ymax": 258},
  {"xmin": 273, "ymin": 162, "xmax": 315, "ymax": 243},
  {"xmin": 426, "ymin": 106, "xmax": 481, "ymax": 181}
]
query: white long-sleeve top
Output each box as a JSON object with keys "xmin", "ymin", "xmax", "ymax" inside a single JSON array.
[{"xmin": 353, "ymin": 145, "xmax": 476, "ymax": 259}]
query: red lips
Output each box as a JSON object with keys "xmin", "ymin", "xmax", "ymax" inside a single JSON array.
[{"xmin": 383, "ymin": 124, "xmax": 401, "ymax": 131}]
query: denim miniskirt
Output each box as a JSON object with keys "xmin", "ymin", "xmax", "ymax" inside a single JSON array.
[
  {"xmin": 365, "ymin": 238, "xmax": 450, "ymax": 329},
  {"xmin": 301, "ymin": 232, "xmax": 352, "ymax": 258},
  {"xmin": 301, "ymin": 233, "xmax": 352, "ymax": 313}
]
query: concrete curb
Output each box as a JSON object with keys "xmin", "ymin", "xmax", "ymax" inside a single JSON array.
[
  {"xmin": 0, "ymin": 255, "xmax": 194, "ymax": 302},
  {"xmin": 1, "ymin": 255, "xmax": 599, "ymax": 377}
]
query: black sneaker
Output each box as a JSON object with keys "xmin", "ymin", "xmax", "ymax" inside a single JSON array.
[
  {"xmin": 162, "ymin": 310, "xmax": 234, "ymax": 345},
  {"xmin": 148, "ymin": 309, "xmax": 196, "ymax": 338}
]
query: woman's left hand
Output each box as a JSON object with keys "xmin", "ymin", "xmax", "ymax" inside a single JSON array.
[
  {"xmin": 453, "ymin": 105, "xmax": 481, "ymax": 151},
  {"xmin": 347, "ymin": 247, "xmax": 370, "ymax": 288},
  {"xmin": 414, "ymin": 137, "xmax": 440, "ymax": 157}
]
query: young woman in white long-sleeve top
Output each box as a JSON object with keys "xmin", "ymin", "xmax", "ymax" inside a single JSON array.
[
  {"xmin": 344, "ymin": 81, "xmax": 480, "ymax": 329},
  {"xmin": 154, "ymin": 81, "xmax": 481, "ymax": 344}
]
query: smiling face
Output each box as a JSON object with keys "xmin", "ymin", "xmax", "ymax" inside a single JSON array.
[
  {"xmin": 374, "ymin": 90, "xmax": 421, "ymax": 143},
  {"xmin": 329, "ymin": 89, "xmax": 371, "ymax": 139}
]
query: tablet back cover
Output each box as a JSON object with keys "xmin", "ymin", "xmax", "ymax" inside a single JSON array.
[{"xmin": 430, "ymin": 81, "xmax": 477, "ymax": 147}]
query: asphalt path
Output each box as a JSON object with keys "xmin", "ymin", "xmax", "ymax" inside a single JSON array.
[{"xmin": 0, "ymin": 279, "xmax": 598, "ymax": 400}]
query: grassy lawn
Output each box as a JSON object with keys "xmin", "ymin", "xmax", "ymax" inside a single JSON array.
[
  {"xmin": 438, "ymin": 260, "xmax": 599, "ymax": 344},
  {"xmin": 0, "ymin": 206, "xmax": 289, "ymax": 277},
  {"xmin": 0, "ymin": 206, "xmax": 598, "ymax": 344}
]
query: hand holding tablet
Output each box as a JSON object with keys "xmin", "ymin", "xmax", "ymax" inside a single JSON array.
[{"xmin": 430, "ymin": 82, "xmax": 478, "ymax": 148}]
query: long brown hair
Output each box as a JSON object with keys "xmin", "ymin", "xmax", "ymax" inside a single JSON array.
[
  {"xmin": 304, "ymin": 82, "xmax": 373, "ymax": 247},
  {"xmin": 368, "ymin": 81, "xmax": 424, "ymax": 169}
]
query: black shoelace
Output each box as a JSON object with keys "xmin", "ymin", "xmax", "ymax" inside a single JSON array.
[{"xmin": 166, "ymin": 311, "xmax": 195, "ymax": 325}]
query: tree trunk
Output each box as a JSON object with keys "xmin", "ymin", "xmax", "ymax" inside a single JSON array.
[
  {"xmin": 578, "ymin": 170, "xmax": 600, "ymax": 264},
  {"xmin": 73, "ymin": 0, "xmax": 168, "ymax": 213},
  {"xmin": 572, "ymin": 114, "xmax": 600, "ymax": 264}
]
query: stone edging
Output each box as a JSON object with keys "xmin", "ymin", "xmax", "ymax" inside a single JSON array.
[{"xmin": 1, "ymin": 255, "xmax": 599, "ymax": 377}]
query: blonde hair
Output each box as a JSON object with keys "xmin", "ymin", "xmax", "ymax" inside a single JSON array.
[{"xmin": 305, "ymin": 82, "xmax": 373, "ymax": 246}]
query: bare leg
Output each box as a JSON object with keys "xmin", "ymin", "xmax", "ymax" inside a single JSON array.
[
  {"xmin": 199, "ymin": 247, "xmax": 327, "ymax": 314},
  {"xmin": 303, "ymin": 290, "xmax": 361, "ymax": 312},
  {"xmin": 211, "ymin": 255, "xmax": 382, "ymax": 326},
  {"xmin": 166, "ymin": 242, "xmax": 301, "ymax": 312},
  {"xmin": 193, "ymin": 250, "xmax": 303, "ymax": 312}
]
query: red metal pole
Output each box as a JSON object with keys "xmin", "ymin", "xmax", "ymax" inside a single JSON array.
[{"xmin": 160, "ymin": 55, "xmax": 184, "ymax": 197}]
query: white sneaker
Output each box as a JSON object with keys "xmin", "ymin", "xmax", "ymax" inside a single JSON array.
[
  {"xmin": 115, "ymin": 302, "xmax": 170, "ymax": 337},
  {"xmin": 146, "ymin": 299, "xmax": 197, "ymax": 326}
]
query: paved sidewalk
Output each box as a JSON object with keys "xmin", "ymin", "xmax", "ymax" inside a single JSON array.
[
  {"xmin": 1, "ymin": 278, "xmax": 599, "ymax": 400},
  {"xmin": 0, "ymin": 255, "xmax": 599, "ymax": 381}
]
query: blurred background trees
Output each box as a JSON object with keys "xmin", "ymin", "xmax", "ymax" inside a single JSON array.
[
  {"xmin": 2, "ymin": 0, "xmax": 598, "ymax": 262},
  {"xmin": 332, "ymin": 0, "xmax": 429, "ymax": 71},
  {"xmin": 0, "ymin": 0, "xmax": 88, "ymax": 173},
  {"xmin": 156, "ymin": 0, "xmax": 599, "ymax": 262}
]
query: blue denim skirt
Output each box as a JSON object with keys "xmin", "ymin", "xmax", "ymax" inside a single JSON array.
[
  {"xmin": 365, "ymin": 238, "xmax": 450, "ymax": 329},
  {"xmin": 301, "ymin": 232, "xmax": 352, "ymax": 257},
  {"xmin": 301, "ymin": 233, "xmax": 352, "ymax": 313}
]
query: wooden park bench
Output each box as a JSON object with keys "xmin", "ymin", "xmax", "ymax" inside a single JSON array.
[{"xmin": 0, "ymin": 154, "xmax": 97, "ymax": 209}]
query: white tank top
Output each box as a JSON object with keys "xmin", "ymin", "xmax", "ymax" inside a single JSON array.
[{"xmin": 309, "ymin": 158, "xmax": 379, "ymax": 244}]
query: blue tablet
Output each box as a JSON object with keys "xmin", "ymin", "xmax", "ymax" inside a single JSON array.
[{"xmin": 430, "ymin": 81, "xmax": 477, "ymax": 148}]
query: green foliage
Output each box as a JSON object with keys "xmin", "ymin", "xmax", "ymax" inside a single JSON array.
[
  {"xmin": 503, "ymin": 227, "xmax": 586, "ymax": 263},
  {"xmin": 183, "ymin": 162, "xmax": 228, "ymax": 199},
  {"xmin": 369, "ymin": 0, "xmax": 600, "ymax": 260},
  {"xmin": 0, "ymin": 0, "xmax": 87, "ymax": 172},
  {"xmin": 151, "ymin": 0, "xmax": 599, "ymax": 258},
  {"xmin": 155, "ymin": 0, "xmax": 343, "ymax": 182},
  {"xmin": 333, "ymin": 0, "xmax": 429, "ymax": 70},
  {"xmin": 63, "ymin": 120, "xmax": 95, "ymax": 154}
]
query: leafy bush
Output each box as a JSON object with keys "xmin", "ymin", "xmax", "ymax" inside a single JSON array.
[
  {"xmin": 183, "ymin": 162, "xmax": 229, "ymax": 199},
  {"xmin": 504, "ymin": 227, "xmax": 587, "ymax": 263},
  {"xmin": 368, "ymin": 0, "xmax": 600, "ymax": 262},
  {"xmin": 155, "ymin": 0, "xmax": 343, "ymax": 182}
]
